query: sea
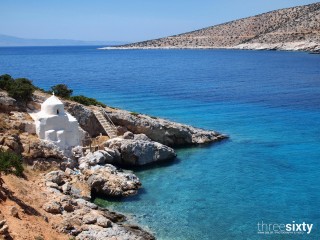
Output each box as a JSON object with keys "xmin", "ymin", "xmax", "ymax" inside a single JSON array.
[{"xmin": 0, "ymin": 46, "xmax": 319, "ymax": 240}]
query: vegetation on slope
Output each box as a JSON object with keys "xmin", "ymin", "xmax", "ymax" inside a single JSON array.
[
  {"xmin": 0, "ymin": 74, "xmax": 106, "ymax": 107},
  {"xmin": 0, "ymin": 74, "xmax": 35, "ymax": 103}
]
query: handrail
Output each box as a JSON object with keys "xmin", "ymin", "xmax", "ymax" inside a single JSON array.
[{"xmin": 98, "ymin": 106, "xmax": 117, "ymax": 128}]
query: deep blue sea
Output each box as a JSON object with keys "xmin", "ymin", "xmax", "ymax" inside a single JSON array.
[{"xmin": 0, "ymin": 46, "xmax": 319, "ymax": 239}]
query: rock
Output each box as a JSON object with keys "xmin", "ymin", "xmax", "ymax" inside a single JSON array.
[
  {"xmin": 45, "ymin": 170, "xmax": 66, "ymax": 185},
  {"xmin": 3, "ymin": 135, "xmax": 23, "ymax": 154},
  {"xmin": 77, "ymin": 223, "xmax": 155, "ymax": 240},
  {"xmin": 43, "ymin": 201, "xmax": 62, "ymax": 214},
  {"xmin": 69, "ymin": 183, "xmax": 91, "ymax": 201},
  {"xmin": 0, "ymin": 91, "xmax": 19, "ymax": 112},
  {"xmin": 9, "ymin": 206, "xmax": 19, "ymax": 218},
  {"xmin": 78, "ymin": 149, "xmax": 120, "ymax": 168},
  {"xmin": 74, "ymin": 199, "xmax": 98, "ymax": 210},
  {"xmin": 0, "ymin": 220, "xmax": 6, "ymax": 228},
  {"xmin": 61, "ymin": 182, "xmax": 71, "ymax": 194},
  {"xmin": 82, "ymin": 214, "xmax": 97, "ymax": 224},
  {"xmin": 103, "ymin": 148, "xmax": 120, "ymax": 163},
  {"xmin": 123, "ymin": 131, "xmax": 134, "ymax": 139},
  {"xmin": 116, "ymin": 126, "xmax": 128, "ymax": 136},
  {"xmin": 31, "ymin": 159, "xmax": 60, "ymax": 171},
  {"xmin": 63, "ymin": 102, "xmax": 104, "ymax": 137},
  {"xmin": 78, "ymin": 151, "xmax": 104, "ymax": 167},
  {"xmin": 72, "ymin": 146, "xmax": 83, "ymax": 159},
  {"xmin": 0, "ymin": 224, "xmax": 9, "ymax": 235},
  {"xmin": 64, "ymin": 168, "xmax": 77, "ymax": 176},
  {"xmin": 105, "ymin": 138, "xmax": 176, "ymax": 166},
  {"xmin": 61, "ymin": 200, "xmax": 75, "ymax": 212},
  {"xmin": 96, "ymin": 217, "xmax": 112, "ymax": 228},
  {"xmin": 134, "ymin": 133, "xmax": 151, "ymax": 141},
  {"xmin": 27, "ymin": 102, "xmax": 35, "ymax": 110},
  {"xmin": 86, "ymin": 165, "xmax": 141, "ymax": 197},
  {"xmin": 45, "ymin": 181, "xmax": 60, "ymax": 189},
  {"xmin": 93, "ymin": 151, "xmax": 107, "ymax": 164},
  {"xmin": 26, "ymin": 139, "xmax": 65, "ymax": 163},
  {"xmin": 108, "ymin": 109, "xmax": 227, "ymax": 147}
]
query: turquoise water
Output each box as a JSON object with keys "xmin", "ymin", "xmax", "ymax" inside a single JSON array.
[{"xmin": 0, "ymin": 47, "xmax": 319, "ymax": 239}]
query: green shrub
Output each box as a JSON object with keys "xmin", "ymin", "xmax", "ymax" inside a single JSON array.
[
  {"xmin": 70, "ymin": 95, "xmax": 106, "ymax": 107},
  {"xmin": 7, "ymin": 78, "xmax": 35, "ymax": 102},
  {"xmin": 50, "ymin": 84, "xmax": 73, "ymax": 98},
  {"xmin": 0, "ymin": 74, "xmax": 14, "ymax": 90},
  {"xmin": 0, "ymin": 150, "xmax": 24, "ymax": 177},
  {"xmin": 130, "ymin": 112, "xmax": 139, "ymax": 116}
]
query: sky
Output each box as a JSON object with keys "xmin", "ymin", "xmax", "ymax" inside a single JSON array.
[{"xmin": 1, "ymin": 0, "xmax": 319, "ymax": 43}]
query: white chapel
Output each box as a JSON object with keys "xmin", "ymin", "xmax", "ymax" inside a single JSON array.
[{"xmin": 32, "ymin": 94, "xmax": 80, "ymax": 149}]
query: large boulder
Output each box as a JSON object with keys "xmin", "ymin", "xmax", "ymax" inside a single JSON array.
[
  {"xmin": 78, "ymin": 149, "xmax": 120, "ymax": 170},
  {"xmin": 63, "ymin": 102, "xmax": 104, "ymax": 137},
  {"xmin": 45, "ymin": 170, "xmax": 66, "ymax": 185},
  {"xmin": 105, "ymin": 137, "xmax": 176, "ymax": 166},
  {"xmin": 43, "ymin": 200, "xmax": 62, "ymax": 214},
  {"xmin": 45, "ymin": 162, "xmax": 141, "ymax": 198},
  {"xmin": 86, "ymin": 164, "xmax": 141, "ymax": 197},
  {"xmin": 107, "ymin": 109, "xmax": 227, "ymax": 147},
  {"xmin": 0, "ymin": 91, "xmax": 19, "ymax": 112}
]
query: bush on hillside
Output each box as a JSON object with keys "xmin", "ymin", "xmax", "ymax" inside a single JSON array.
[
  {"xmin": 7, "ymin": 78, "xmax": 35, "ymax": 102},
  {"xmin": 70, "ymin": 95, "xmax": 106, "ymax": 107},
  {"xmin": 0, "ymin": 74, "xmax": 14, "ymax": 90},
  {"xmin": 50, "ymin": 84, "xmax": 73, "ymax": 98},
  {"xmin": 0, "ymin": 150, "xmax": 24, "ymax": 186}
]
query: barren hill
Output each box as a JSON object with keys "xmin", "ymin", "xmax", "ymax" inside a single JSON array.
[{"xmin": 106, "ymin": 2, "xmax": 320, "ymax": 52}]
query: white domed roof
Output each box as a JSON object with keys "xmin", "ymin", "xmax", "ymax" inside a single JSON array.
[
  {"xmin": 41, "ymin": 94, "xmax": 65, "ymax": 115},
  {"xmin": 43, "ymin": 94, "xmax": 63, "ymax": 106}
]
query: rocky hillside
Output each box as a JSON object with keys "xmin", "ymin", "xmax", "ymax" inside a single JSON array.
[
  {"xmin": 105, "ymin": 2, "xmax": 320, "ymax": 52},
  {"xmin": 0, "ymin": 88, "xmax": 227, "ymax": 239}
]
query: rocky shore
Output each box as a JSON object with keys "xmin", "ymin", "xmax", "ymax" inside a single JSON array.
[
  {"xmin": 101, "ymin": 2, "xmax": 320, "ymax": 53},
  {"xmin": 0, "ymin": 90, "xmax": 227, "ymax": 239}
]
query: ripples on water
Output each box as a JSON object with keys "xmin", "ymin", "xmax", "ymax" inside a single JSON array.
[{"xmin": 0, "ymin": 47, "xmax": 319, "ymax": 239}]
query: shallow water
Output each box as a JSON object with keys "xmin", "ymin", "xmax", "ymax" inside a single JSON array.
[{"xmin": 0, "ymin": 47, "xmax": 319, "ymax": 239}]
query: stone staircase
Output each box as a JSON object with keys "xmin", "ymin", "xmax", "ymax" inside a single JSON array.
[{"xmin": 93, "ymin": 109, "xmax": 118, "ymax": 139}]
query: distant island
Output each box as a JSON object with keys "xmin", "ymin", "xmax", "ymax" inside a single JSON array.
[
  {"xmin": 101, "ymin": 2, "xmax": 320, "ymax": 53},
  {"xmin": 0, "ymin": 34, "xmax": 127, "ymax": 47}
]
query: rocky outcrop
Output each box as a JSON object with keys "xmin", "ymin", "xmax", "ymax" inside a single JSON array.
[
  {"xmin": 78, "ymin": 150, "xmax": 141, "ymax": 196},
  {"xmin": 105, "ymin": 137, "xmax": 177, "ymax": 166},
  {"xmin": 32, "ymin": 91, "xmax": 227, "ymax": 147},
  {"xmin": 45, "ymin": 159, "xmax": 141, "ymax": 199},
  {"xmin": 41, "ymin": 170, "xmax": 154, "ymax": 239},
  {"xmin": 78, "ymin": 150, "xmax": 120, "ymax": 169},
  {"xmin": 85, "ymin": 165, "xmax": 141, "ymax": 197},
  {"xmin": 0, "ymin": 92, "xmax": 18, "ymax": 112},
  {"xmin": 102, "ymin": 2, "xmax": 320, "ymax": 53},
  {"xmin": 235, "ymin": 41, "xmax": 320, "ymax": 52},
  {"xmin": 76, "ymin": 224, "xmax": 155, "ymax": 240},
  {"xmin": 108, "ymin": 109, "xmax": 226, "ymax": 147},
  {"xmin": 0, "ymin": 110, "xmax": 66, "ymax": 164},
  {"xmin": 1, "ymin": 90, "xmax": 226, "ymax": 240},
  {"xmin": 64, "ymin": 101, "xmax": 105, "ymax": 137}
]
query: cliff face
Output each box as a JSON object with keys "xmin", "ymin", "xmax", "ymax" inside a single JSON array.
[{"xmin": 106, "ymin": 2, "xmax": 320, "ymax": 52}]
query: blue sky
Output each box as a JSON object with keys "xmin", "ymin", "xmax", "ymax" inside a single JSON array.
[{"xmin": 1, "ymin": 0, "xmax": 319, "ymax": 42}]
